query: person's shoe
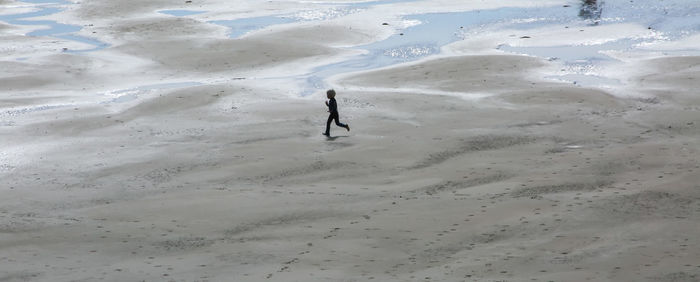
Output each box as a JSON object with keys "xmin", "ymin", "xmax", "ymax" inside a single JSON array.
[
  {"xmin": 322, "ymin": 132, "xmax": 330, "ymax": 136},
  {"xmin": 346, "ymin": 125, "xmax": 350, "ymax": 132}
]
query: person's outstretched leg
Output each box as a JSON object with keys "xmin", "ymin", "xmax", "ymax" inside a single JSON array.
[{"xmin": 334, "ymin": 116, "xmax": 349, "ymax": 131}]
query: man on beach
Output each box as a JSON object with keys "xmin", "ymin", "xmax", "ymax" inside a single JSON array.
[{"xmin": 323, "ymin": 89, "xmax": 350, "ymax": 136}]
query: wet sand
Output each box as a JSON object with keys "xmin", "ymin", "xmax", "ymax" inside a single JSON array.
[{"xmin": 1, "ymin": 0, "xmax": 700, "ymax": 281}]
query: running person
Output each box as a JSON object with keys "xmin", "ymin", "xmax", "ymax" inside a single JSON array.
[{"xmin": 323, "ymin": 89, "xmax": 349, "ymax": 136}]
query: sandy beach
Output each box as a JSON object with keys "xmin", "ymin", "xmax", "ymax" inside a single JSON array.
[{"xmin": 1, "ymin": 0, "xmax": 699, "ymax": 281}]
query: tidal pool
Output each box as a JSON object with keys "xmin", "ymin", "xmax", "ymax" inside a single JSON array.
[
  {"xmin": 0, "ymin": 0, "xmax": 110, "ymax": 53},
  {"xmin": 158, "ymin": 10, "xmax": 206, "ymax": 17}
]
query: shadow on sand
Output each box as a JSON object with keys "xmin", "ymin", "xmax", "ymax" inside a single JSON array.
[{"xmin": 325, "ymin": 135, "xmax": 350, "ymax": 141}]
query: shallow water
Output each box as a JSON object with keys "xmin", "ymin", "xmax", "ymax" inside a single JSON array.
[
  {"xmin": 497, "ymin": 0, "xmax": 700, "ymax": 87},
  {"xmin": 299, "ymin": 0, "xmax": 700, "ymax": 94},
  {"xmin": 301, "ymin": 6, "xmax": 579, "ymax": 95},
  {"xmin": 3, "ymin": 0, "xmax": 698, "ymax": 96},
  {"xmin": 342, "ymin": 0, "xmax": 420, "ymax": 7},
  {"xmin": 158, "ymin": 10, "xmax": 205, "ymax": 17},
  {"xmin": 0, "ymin": 0, "xmax": 110, "ymax": 53}
]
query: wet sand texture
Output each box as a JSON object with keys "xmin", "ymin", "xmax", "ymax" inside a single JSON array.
[{"xmin": 1, "ymin": 0, "xmax": 700, "ymax": 281}]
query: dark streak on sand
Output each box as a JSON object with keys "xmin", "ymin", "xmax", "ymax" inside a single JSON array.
[
  {"xmin": 511, "ymin": 180, "xmax": 613, "ymax": 198},
  {"xmin": 410, "ymin": 135, "xmax": 539, "ymax": 169},
  {"xmin": 411, "ymin": 173, "xmax": 513, "ymax": 195}
]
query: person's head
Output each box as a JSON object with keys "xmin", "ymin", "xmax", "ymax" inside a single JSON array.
[{"xmin": 326, "ymin": 89, "xmax": 336, "ymax": 99}]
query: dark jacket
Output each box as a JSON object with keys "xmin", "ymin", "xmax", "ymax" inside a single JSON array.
[{"xmin": 327, "ymin": 98, "xmax": 338, "ymax": 114}]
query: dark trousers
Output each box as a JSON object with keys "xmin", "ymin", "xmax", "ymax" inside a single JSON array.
[{"xmin": 325, "ymin": 112, "xmax": 347, "ymax": 134}]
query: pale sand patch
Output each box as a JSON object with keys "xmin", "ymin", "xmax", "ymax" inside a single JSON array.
[
  {"xmin": 110, "ymin": 17, "xmax": 225, "ymax": 40},
  {"xmin": 254, "ymin": 24, "xmax": 378, "ymax": 48},
  {"xmin": 0, "ymin": 54, "xmax": 99, "ymax": 91},
  {"xmin": 75, "ymin": 0, "xmax": 190, "ymax": 19},
  {"xmin": 0, "ymin": 34, "xmax": 95, "ymax": 60},
  {"xmin": 336, "ymin": 55, "xmax": 553, "ymax": 93},
  {"xmin": 337, "ymin": 54, "xmax": 622, "ymax": 107},
  {"xmin": 110, "ymin": 20, "xmax": 382, "ymax": 76},
  {"xmin": 115, "ymin": 37, "xmax": 336, "ymax": 74},
  {"xmin": 622, "ymin": 56, "xmax": 700, "ymax": 105}
]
